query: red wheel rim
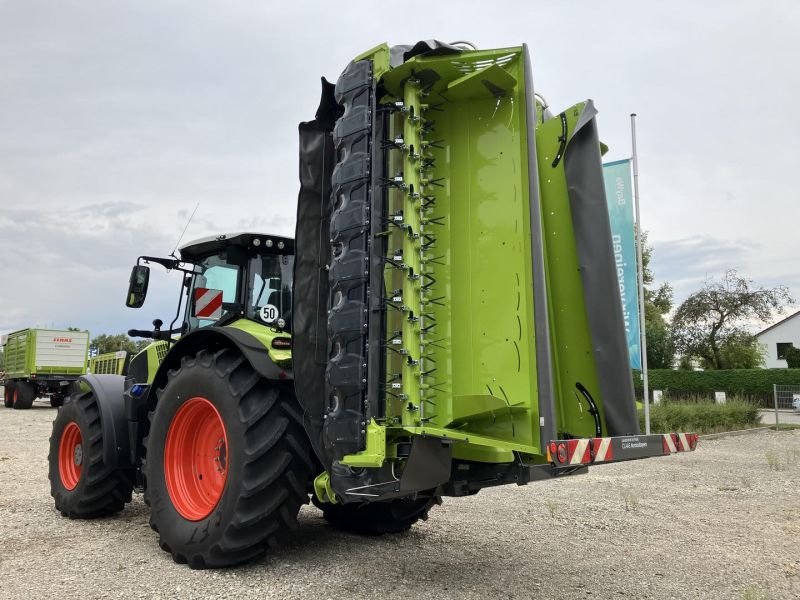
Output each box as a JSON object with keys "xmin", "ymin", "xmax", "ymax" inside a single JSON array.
[
  {"xmin": 164, "ymin": 397, "xmax": 228, "ymax": 521},
  {"xmin": 12, "ymin": 388, "xmax": 18, "ymax": 407},
  {"xmin": 59, "ymin": 422, "xmax": 83, "ymax": 490}
]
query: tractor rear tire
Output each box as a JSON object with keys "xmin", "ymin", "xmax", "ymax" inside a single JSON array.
[
  {"xmin": 13, "ymin": 381, "xmax": 35, "ymax": 410},
  {"xmin": 317, "ymin": 495, "xmax": 440, "ymax": 535},
  {"xmin": 3, "ymin": 382, "xmax": 15, "ymax": 408},
  {"xmin": 50, "ymin": 395, "xmax": 65, "ymax": 408},
  {"xmin": 144, "ymin": 348, "xmax": 314, "ymax": 569},
  {"xmin": 48, "ymin": 392, "xmax": 135, "ymax": 518}
]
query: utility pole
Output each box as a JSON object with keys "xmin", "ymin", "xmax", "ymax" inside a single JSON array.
[{"xmin": 631, "ymin": 113, "xmax": 650, "ymax": 435}]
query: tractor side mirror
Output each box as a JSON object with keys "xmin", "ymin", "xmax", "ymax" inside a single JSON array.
[{"xmin": 126, "ymin": 265, "xmax": 150, "ymax": 308}]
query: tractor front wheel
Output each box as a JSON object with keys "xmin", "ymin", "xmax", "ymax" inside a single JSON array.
[
  {"xmin": 48, "ymin": 393, "xmax": 134, "ymax": 517},
  {"xmin": 316, "ymin": 495, "xmax": 441, "ymax": 535},
  {"xmin": 144, "ymin": 348, "xmax": 314, "ymax": 569}
]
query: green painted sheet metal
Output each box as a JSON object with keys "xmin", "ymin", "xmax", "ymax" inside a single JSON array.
[
  {"xmin": 89, "ymin": 351, "xmax": 127, "ymax": 375},
  {"xmin": 399, "ymin": 426, "xmax": 540, "ymax": 456},
  {"xmin": 536, "ymin": 104, "xmax": 609, "ymax": 439},
  {"xmin": 3, "ymin": 328, "xmax": 88, "ymax": 379},
  {"xmin": 399, "ymin": 76, "xmax": 423, "ymax": 428},
  {"xmin": 226, "ymin": 319, "xmax": 291, "ymax": 366},
  {"xmin": 339, "ymin": 420, "xmax": 387, "ymax": 467},
  {"xmin": 3, "ymin": 330, "xmax": 30, "ymax": 377},
  {"xmin": 353, "ymin": 43, "xmax": 391, "ymax": 78},
  {"xmin": 144, "ymin": 341, "xmax": 169, "ymax": 384},
  {"xmin": 338, "ymin": 43, "xmax": 626, "ymax": 471},
  {"xmin": 313, "ymin": 472, "xmax": 338, "ymax": 504},
  {"xmin": 340, "ymin": 47, "xmax": 546, "ymax": 468}
]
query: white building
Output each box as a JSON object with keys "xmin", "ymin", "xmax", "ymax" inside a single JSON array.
[{"xmin": 757, "ymin": 310, "xmax": 800, "ymax": 368}]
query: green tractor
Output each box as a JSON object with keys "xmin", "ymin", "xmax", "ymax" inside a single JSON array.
[
  {"xmin": 49, "ymin": 232, "xmax": 299, "ymax": 568},
  {"xmin": 48, "ymin": 41, "xmax": 697, "ymax": 569}
]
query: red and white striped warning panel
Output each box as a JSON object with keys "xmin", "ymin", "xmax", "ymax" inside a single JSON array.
[
  {"xmin": 662, "ymin": 432, "xmax": 697, "ymax": 454},
  {"xmin": 193, "ymin": 288, "xmax": 223, "ymax": 320},
  {"xmin": 548, "ymin": 432, "xmax": 698, "ymax": 467}
]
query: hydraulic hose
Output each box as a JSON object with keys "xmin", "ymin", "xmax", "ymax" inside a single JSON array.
[{"xmin": 575, "ymin": 382, "xmax": 602, "ymax": 438}]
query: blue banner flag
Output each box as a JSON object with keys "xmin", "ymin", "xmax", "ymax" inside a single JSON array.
[{"xmin": 603, "ymin": 159, "xmax": 641, "ymax": 370}]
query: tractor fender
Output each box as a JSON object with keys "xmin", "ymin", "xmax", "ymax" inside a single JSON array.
[
  {"xmin": 76, "ymin": 374, "xmax": 131, "ymax": 468},
  {"xmin": 147, "ymin": 326, "xmax": 289, "ymax": 410}
]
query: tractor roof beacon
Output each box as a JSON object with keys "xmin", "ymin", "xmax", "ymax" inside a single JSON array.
[{"xmin": 47, "ymin": 41, "xmax": 698, "ymax": 569}]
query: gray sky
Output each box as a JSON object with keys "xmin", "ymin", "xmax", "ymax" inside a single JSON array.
[{"xmin": 1, "ymin": 0, "xmax": 798, "ymax": 338}]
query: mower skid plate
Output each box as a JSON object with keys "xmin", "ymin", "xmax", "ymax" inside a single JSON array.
[{"xmin": 548, "ymin": 432, "xmax": 699, "ymax": 467}]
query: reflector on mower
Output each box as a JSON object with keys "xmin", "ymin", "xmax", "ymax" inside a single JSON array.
[
  {"xmin": 550, "ymin": 432, "xmax": 699, "ymax": 467},
  {"xmin": 556, "ymin": 443, "xmax": 568, "ymax": 463}
]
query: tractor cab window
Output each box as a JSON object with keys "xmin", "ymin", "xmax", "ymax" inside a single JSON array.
[
  {"xmin": 249, "ymin": 254, "xmax": 293, "ymax": 330},
  {"xmin": 185, "ymin": 254, "xmax": 241, "ymax": 330}
]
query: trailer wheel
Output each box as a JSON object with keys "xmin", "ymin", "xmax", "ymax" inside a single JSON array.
[
  {"xmin": 13, "ymin": 381, "xmax": 35, "ymax": 410},
  {"xmin": 3, "ymin": 382, "xmax": 15, "ymax": 408},
  {"xmin": 144, "ymin": 348, "xmax": 314, "ymax": 569},
  {"xmin": 316, "ymin": 495, "xmax": 441, "ymax": 535},
  {"xmin": 48, "ymin": 392, "xmax": 134, "ymax": 517}
]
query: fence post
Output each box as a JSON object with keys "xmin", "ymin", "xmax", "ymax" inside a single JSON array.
[{"xmin": 774, "ymin": 384, "xmax": 779, "ymax": 428}]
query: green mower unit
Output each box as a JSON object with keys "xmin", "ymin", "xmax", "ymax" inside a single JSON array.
[{"xmin": 48, "ymin": 40, "xmax": 697, "ymax": 569}]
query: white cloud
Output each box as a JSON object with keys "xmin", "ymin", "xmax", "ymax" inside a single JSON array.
[{"xmin": 0, "ymin": 0, "xmax": 798, "ymax": 337}]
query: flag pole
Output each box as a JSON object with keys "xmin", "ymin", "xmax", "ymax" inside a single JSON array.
[{"xmin": 631, "ymin": 113, "xmax": 650, "ymax": 435}]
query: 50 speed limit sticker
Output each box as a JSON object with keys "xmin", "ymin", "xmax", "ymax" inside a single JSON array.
[{"xmin": 260, "ymin": 304, "xmax": 279, "ymax": 323}]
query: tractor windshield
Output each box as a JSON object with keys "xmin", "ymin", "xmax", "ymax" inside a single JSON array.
[
  {"xmin": 183, "ymin": 250, "xmax": 293, "ymax": 332},
  {"xmin": 248, "ymin": 254, "xmax": 293, "ymax": 330},
  {"xmin": 185, "ymin": 254, "xmax": 241, "ymax": 330}
]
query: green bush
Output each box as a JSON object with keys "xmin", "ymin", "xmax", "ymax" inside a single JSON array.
[
  {"xmin": 640, "ymin": 399, "xmax": 761, "ymax": 434},
  {"xmin": 633, "ymin": 368, "xmax": 800, "ymax": 406},
  {"xmin": 786, "ymin": 345, "xmax": 800, "ymax": 369}
]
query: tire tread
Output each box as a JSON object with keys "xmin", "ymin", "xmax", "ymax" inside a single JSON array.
[
  {"xmin": 145, "ymin": 347, "xmax": 313, "ymax": 569},
  {"xmin": 48, "ymin": 392, "xmax": 134, "ymax": 518}
]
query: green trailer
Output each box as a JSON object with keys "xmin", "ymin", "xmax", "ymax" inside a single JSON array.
[
  {"xmin": 46, "ymin": 40, "xmax": 697, "ymax": 569},
  {"xmin": 2, "ymin": 328, "xmax": 89, "ymax": 409}
]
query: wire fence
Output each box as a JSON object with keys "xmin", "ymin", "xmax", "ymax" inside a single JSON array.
[{"xmin": 771, "ymin": 384, "xmax": 800, "ymax": 426}]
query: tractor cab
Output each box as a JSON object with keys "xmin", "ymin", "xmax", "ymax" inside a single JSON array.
[
  {"xmin": 124, "ymin": 232, "xmax": 295, "ymax": 383},
  {"xmin": 178, "ymin": 232, "xmax": 295, "ymax": 333},
  {"xmin": 125, "ymin": 232, "xmax": 295, "ymax": 338}
]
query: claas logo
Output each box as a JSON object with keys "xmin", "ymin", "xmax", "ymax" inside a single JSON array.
[{"xmin": 53, "ymin": 337, "xmax": 73, "ymax": 343}]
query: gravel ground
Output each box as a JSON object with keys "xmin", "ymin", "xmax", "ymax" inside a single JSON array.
[{"xmin": 1, "ymin": 403, "xmax": 799, "ymax": 599}]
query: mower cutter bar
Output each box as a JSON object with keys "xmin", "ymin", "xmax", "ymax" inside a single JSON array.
[{"xmin": 548, "ymin": 432, "xmax": 699, "ymax": 467}]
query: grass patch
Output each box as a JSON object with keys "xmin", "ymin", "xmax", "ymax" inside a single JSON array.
[
  {"xmin": 770, "ymin": 423, "xmax": 800, "ymax": 431},
  {"xmin": 741, "ymin": 586, "xmax": 770, "ymax": 600},
  {"xmin": 640, "ymin": 398, "xmax": 760, "ymax": 434},
  {"xmin": 621, "ymin": 488, "xmax": 639, "ymax": 512},
  {"xmin": 765, "ymin": 451, "xmax": 784, "ymax": 471}
]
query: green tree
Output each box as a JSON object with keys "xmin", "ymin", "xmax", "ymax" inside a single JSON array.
[
  {"xmin": 640, "ymin": 231, "xmax": 675, "ymax": 368},
  {"xmin": 645, "ymin": 307, "xmax": 675, "ymax": 369},
  {"xmin": 672, "ymin": 270, "xmax": 793, "ymax": 370},
  {"xmin": 91, "ymin": 333, "xmax": 150, "ymax": 356},
  {"xmin": 712, "ymin": 331, "xmax": 765, "ymax": 369},
  {"xmin": 785, "ymin": 345, "xmax": 800, "ymax": 369},
  {"xmin": 640, "ymin": 231, "xmax": 673, "ymax": 314}
]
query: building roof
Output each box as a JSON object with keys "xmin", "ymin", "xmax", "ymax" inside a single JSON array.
[{"xmin": 756, "ymin": 309, "xmax": 800, "ymax": 337}]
